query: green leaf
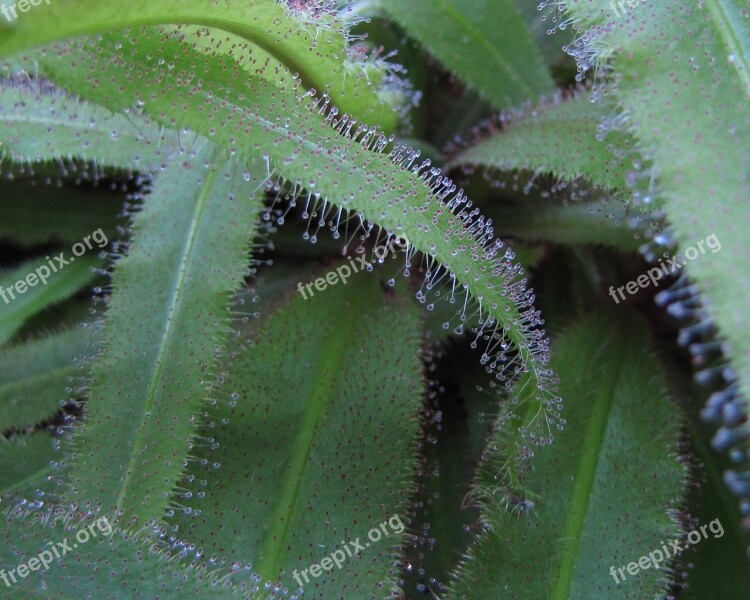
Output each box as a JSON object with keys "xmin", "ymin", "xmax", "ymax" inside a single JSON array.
[
  {"xmin": 447, "ymin": 93, "xmax": 635, "ymax": 191},
  {"xmin": 561, "ymin": 0, "xmax": 750, "ymax": 402},
  {"xmin": 0, "ymin": 79, "xmax": 179, "ymax": 170},
  {"xmin": 64, "ymin": 147, "xmax": 267, "ymax": 525},
  {"xmin": 514, "ymin": 0, "xmax": 575, "ymax": 72},
  {"xmin": 447, "ymin": 310, "xmax": 686, "ymax": 598},
  {"xmin": 167, "ymin": 269, "xmax": 423, "ymax": 596},
  {"xmin": 0, "ymin": 326, "xmax": 97, "ymax": 430},
  {"xmin": 379, "ymin": 0, "xmax": 554, "ymax": 109},
  {"xmin": 560, "ymin": 0, "xmax": 750, "ymax": 541},
  {"xmin": 0, "ymin": 253, "xmax": 102, "ymax": 345},
  {"xmin": 39, "ymin": 30, "xmax": 561, "ymax": 471},
  {"xmin": 0, "ymin": 510, "xmax": 249, "ymax": 598},
  {"xmin": 481, "ymin": 197, "xmax": 641, "ymax": 252},
  {"xmin": 0, "ymin": 0, "xmax": 400, "ymax": 131}
]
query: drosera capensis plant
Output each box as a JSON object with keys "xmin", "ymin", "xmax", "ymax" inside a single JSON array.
[{"xmin": 0, "ymin": 0, "xmax": 748, "ymax": 598}]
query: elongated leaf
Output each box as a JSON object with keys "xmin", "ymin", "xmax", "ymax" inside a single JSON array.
[
  {"xmin": 167, "ymin": 269, "xmax": 422, "ymax": 596},
  {"xmin": 379, "ymin": 0, "xmax": 554, "ymax": 108},
  {"xmin": 40, "ymin": 31, "xmax": 561, "ymax": 482},
  {"xmin": 561, "ymin": 0, "xmax": 750, "ymax": 537},
  {"xmin": 64, "ymin": 147, "xmax": 267, "ymax": 525},
  {"xmin": 448, "ymin": 93, "xmax": 635, "ymax": 191},
  {"xmin": 482, "ymin": 198, "xmax": 641, "ymax": 252},
  {"xmin": 0, "ymin": 510, "xmax": 249, "ymax": 598},
  {"xmin": 13, "ymin": 296, "xmax": 96, "ymax": 344},
  {"xmin": 0, "ymin": 0, "xmax": 400, "ymax": 130},
  {"xmin": 561, "ymin": 1, "xmax": 750, "ymax": 396},
  {"xmin": 0, "ymin": 79, "xmax": 179, "ymax": 170},
  {"xmin": 0, "ymin": 326, "xmax": 97, "ymax": 430},
  {"xmin": 0, "ymin": 253, "xmax": 102, "ymax": 345},
  {"xmin": 448, "ymin": 310, "xmax": 686, "ymax": 598}
]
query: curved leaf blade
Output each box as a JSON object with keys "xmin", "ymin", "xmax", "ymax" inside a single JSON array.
[
  {"xmin": 168, "ymin": 269, "xmax": 423, "ymax": 596},
  {"xmin": 379, "ymin": 0, "xmax": 554, "ymax": 108},
  {"xmin": 38, "ymin": 30, "xmax": 561, "ymax": 476},
  {"xmin": 448, "ymin": 93, "xmax": 635, "ymax": 191},
  {"xmin": 447, "ymin": 310, "xmax": 686, "ymax": 599},
  {"xmin": 64, "ymin": 147, "xmax": 267, "ymax": 525},
  {"xmin": 0, "ymin": 78, "xmax": 179, "ymax": 171},
  {"xmin": 0, "ymin": 0, "xmax": 400, "ymax": 130}
]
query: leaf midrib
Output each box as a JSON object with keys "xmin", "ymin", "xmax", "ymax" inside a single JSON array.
[
  {"xmin": 551, "ymin": 330, "xmax": 624, "ymax": 600},
  {"xmin": 111, "ymin": 160, "xmax": 220, "ymax": 517},
  {"xmin": 703, "ymin": 0, "xmax": 750, "ymax": 99},
  {"xmin": 0, "ymin": 91, "xmax": 170, "ymax": 164},
  {"xmin": 256, "ymin": 290, "xmax": 367, "ymax": 578},
  {"xmin": 431, "ymin": 0, "xmax": 536, "ymax": 98}
]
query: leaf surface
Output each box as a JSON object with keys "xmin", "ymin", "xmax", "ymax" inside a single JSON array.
[
  {"xmin": 39, "ymin": 31, "xmax": 561, "ymax": 477},
  {"xmin": 562, "ymin": 0, "xmax": 750, "ymax": 398},
  {"xmin": 64, "ymin": 147, "xmax": 267, "ymax": 525},
  {"xmin": 448, "ymin": 93, "xmax": 635, "ymax": 191},
  {"xmin": 562, "ymin": 0, "xmax": 750, "ymax": 535},
  {"xmin": 0, "ymin": 434, "xmax": 58, "ymax": 501},
  {"xmin": 0, "ymin": 510, "xmax": 250, "ymax": 598},
  {"xmin": 380, "ymin": 0, "xmax": 554, "ymax": 108},
  {"xmin": 447, "ymin": 310, "xmax": 686, "ymax": 599},
  {"xmin": 168, "ymin": 269, "xmax": 423, "ymax": 596},
  {"xmin": 0, "ymin": 0, "xmax": 399, "ymax": 130},
  {"xmin": 0, "ymin": 79, "xmax": 179, "ymax": 170}
]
